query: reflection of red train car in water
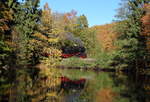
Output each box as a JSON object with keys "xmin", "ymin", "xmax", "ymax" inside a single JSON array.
[
  {"xmin": 61, "ymin": 46, "xmax": 87, "ymax": 58},
  {"xmin": 60, "ymin": 76, "xmax": 86, "ymax": 90}
]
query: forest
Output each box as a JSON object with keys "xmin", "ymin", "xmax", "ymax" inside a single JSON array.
[{"xmin": 0, "ymin": 0, "xmax": 150, "ymax": 102}]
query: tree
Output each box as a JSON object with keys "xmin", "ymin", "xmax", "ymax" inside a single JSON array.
[
  {"xmin": 13, "ymin": 0, "xmax": 41, "ymax": 65},
  {"xmin": 93, "ymin": 23, "xmax": 117, "ymax": 51},
  {"xmin": 0, "ymin": 0, "xmax": 14, "ymax": 65},
  {"xmin": 0, "ymin": 1, "xmax": 62, "ymax": 102},
  {"xmin": 115, "ymin": 0, "xmax": 130, "ymax": 21},
  {"xmin": 141, "ymin": 3, "xmax": 150, "ymax": 69},
  {"xmin": 0, "ymin": 1, "xmax": 19, "ymax": 102},
  {"xmin": 72, "ymin": 15, "xmax": 88, "ymax": 37},
  {"xmin": 38, "ymin": 3, "xmax": 60, "ymax": 44},
  {"xmin": 77, "ymin": 14, "xmax": 88, "ymax": 29},
  {"xmin": 113, "ymin": 0, "xmax": 150, "ymax": 71}
]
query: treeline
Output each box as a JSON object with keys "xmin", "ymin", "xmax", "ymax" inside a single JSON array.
[
  {"xmin": 93, "ymin": 2, "xmax": 150, "ymax": 101},
  {"xmin": 0, "ymin": 0, "xmax": 150, "ymax": 101},
  {"xmin": 112, "ymin": 0, "xmax": 150, "ymax": 72},
  {"xmin": 0, "ymin": 0, "xmax": 61, "ymax": 101},
  {"xmin": 0, "ymin": 0, "xmax": 97, "ymax": 101},
  {"xmin": 93, "ymin": 0, "xmax": 150, "ymax": 72}
]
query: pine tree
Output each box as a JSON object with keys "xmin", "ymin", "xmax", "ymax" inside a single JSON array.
[
  {"xmin": 72, "ymin": 14, "xmax": 88, "ymax": 37},
  {"xmin": 13, "ymin": 0, "xmax": 41, "ymax": 65},
  {"xmin": 0, "ymin": 1, "xmax": 19, "ymax": 102},
  {"xmin": 113, "ymin": 0, "xmax": 150, "ymax": 71},
  {"xmin": 77, "ymin": 14, "xmax": 88, "ymax": 29}
]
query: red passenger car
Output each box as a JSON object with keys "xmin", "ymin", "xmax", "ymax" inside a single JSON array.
[{"xmin": 61, "ymin": 46, "xmax": 87, "ymax": 58}]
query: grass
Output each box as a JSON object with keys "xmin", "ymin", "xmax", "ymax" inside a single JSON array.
[{"xmin": 58, "ymin": 57, "xmax": 97, "ymax": 68}]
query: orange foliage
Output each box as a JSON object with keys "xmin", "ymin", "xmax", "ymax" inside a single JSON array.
[
  {"xmin": 0, "ymin": 3, "xmax": 13, "ymax": 33},
  {"xmin": 63, "ymin": 10, "xmax": 77, "ymax": 25},
  {"xmin": 141, "ymin": 4, "xmax": 150, "ymax": 52},
  {"xmin": 96, "ymin": 88, "xmax": 118, "ymax": 102},
  {"xmin": 65, "ymin": 10, "xmax": 77, "ymax": 20},
  {"xmin": 93, "ymin": 23, "xmax": 117, "ymax": 51},
  {"xmin": 141, "ymin": 4, "xmax": 150, "ymax": 36}
]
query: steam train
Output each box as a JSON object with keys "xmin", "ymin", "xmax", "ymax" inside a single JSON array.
[
  {"xmin": 42, "ymin": 46, "xmax": 87, "ymax": 58},
  {"xmin": 61, "ymin": 46, "xmax": 87, "ymax": 58}
]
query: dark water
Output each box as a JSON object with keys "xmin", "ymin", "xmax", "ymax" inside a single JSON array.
[{"xmin": 58, "ymin": 69, "xmax": 150, "ymax": 102}]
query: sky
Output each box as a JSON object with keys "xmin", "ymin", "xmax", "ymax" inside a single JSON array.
[{"xmin": 40, "ymin": 0, "xmax": 121, "ymax": 27}]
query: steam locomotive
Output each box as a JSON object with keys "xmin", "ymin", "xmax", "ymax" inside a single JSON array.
[
  {"xmin": 61, "ymin": 46, "xmax": 87, "ymax": 58},
  {"xmin": 42, "ymin": 46, "xmax": 87, "ymax": 58}
]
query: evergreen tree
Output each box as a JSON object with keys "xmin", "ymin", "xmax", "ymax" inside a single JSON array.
[
  {"xmin": 72, "ymin": 15, "xmax": 88, "ymax": 38},
  {"xmin": 0, "ymin": 1, "xmax": 19, "ymax": 102},
  {"xmin": 14, "ymin": 0, "xmax": 41, "ymax": 65},
  {"xmin": 38, "ymin": 3, "xmax": 60, "ymax": 44},
  {"xmin": 113, "ymin": 0, "xmax": 150, "ymax": 71},
  {"xmin": 77, "ymin": 14, "xmax": 88, "ymax": 29}
]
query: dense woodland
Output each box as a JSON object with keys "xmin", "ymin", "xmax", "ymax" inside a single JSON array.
[{"xmin": 0, "ymin": 0, "xmax": 150, "ymax": 102}]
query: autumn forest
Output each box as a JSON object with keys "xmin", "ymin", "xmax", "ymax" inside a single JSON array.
[{"xmin": 0, "ymin": 0, "xmax": 150, "ymax": 102}]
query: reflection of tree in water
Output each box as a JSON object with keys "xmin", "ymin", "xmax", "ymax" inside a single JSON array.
[
  {"xmin": 15, "ymin": 66, "xmax": 61, "ymax": 102},
  {"xmin": 58, "ymin": 69, "xmax": 150, "ymax": 102},
  {"xmin": 76, "ymin": 72, "xmax": 117, "ymax": 102},
  {"xmin": 112, "ymin": 72, "xmax": 150, "ymax": 102}
]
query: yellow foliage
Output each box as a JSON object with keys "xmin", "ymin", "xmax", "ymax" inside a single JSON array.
[
  {"xmin": 33, "ymin": 33, "xmax": 48, "ymax": 40},
  {"xmin": 32, "ymin": 63, "xmax": 61, "ymax": 101},
  {"xmin": 48, "ymin": 38, "xmax": 59, "ymax": 43},
  {"xmin": 46, "ymin": 92, "xmax": 57, "ymax": 97},
  {"xmin": 41, "ymin": 47, "xmax": 62, "ymax": 67},
  {"xmin": 38, "ymin": 64, "xmax": 61, "ymax": 87}
]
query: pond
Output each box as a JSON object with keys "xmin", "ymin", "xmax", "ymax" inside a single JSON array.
[
  {"xmin": 1, "ymin": 66, "xmax": 149, "ymax": 102},
  {"xmin": 57, "ymin": 68, "xmax": 150, "ymax": 102}
]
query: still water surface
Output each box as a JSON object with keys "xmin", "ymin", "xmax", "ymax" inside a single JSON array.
[{"xmin": 58, "ymin": 69, "xmax": 150, "ymax": 102}]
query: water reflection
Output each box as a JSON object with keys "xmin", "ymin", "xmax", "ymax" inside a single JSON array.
[
  {"xmin": 2, "ymin": 67, "xmax": 149, "ymax": 102},
  {"xmin": 58, "ymin": 69, "xmax": 150, "ymax": 102}
]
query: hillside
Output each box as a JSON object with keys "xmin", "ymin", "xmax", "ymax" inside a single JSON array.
[{"xmin": 92, "ymin": 23, "xmax": 117, "ymax": 51}]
